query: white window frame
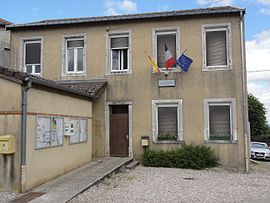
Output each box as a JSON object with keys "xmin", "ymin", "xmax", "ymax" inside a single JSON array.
[
  {"xmin": 106, "ymin": 30, "xmax": 132, "ymax": 75},
  {"xmin": 202, "ymin": 23, "xmax": 232, "ymax": 71},
  {"xmin": 152, "ymin": 27, "xmax": 180, "ymax": 72},
  {"xmin": 21, "ymin": 37, "xmax": 43, "ymax": 75},
  {"xmin": 62, "ymin": 34, "xmax": 86, "ymax": 76},
  {"xmin": 152, "ymin": 99, "xmax": 183, "ymax": 143},
  {"xmin": 204, "ymin": 98, "xmax": 237, "ymax": 143}
]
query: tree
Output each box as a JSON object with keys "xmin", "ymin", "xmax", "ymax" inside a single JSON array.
[{"xmin": 248, "ymin": 93, "xmax": 268, "ymax": 137}]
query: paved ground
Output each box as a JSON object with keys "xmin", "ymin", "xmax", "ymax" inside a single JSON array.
[
  {"xmin": 0, "ymin": 157, "xmax": 132, "ymax": 203},
  {"xmin": 70, "ymin": 161, "xmax": 270, "ymax": 203},
  {"xmin": 1, "ymin": 160, "xmax": 270, "ymax": 203}
]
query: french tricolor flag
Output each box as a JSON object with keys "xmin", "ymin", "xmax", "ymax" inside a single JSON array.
[{"xmin": 165, "ymin": 43, "xmax": 176, "ymax": 69}]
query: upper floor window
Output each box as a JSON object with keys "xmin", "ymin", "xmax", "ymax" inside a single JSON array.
[
  {"xmin": 202, "ymin": 24, "xmax": 232, "ymax": 70},
  {"xmin": 23, "ymin": 40, "xmax": 41, "ymax": 75},
  {"xmin": 153, "ymin": 28, "xmax": 180, "ymax": 70},
  {"xmin": 109, "ymin": 34, "xmax": 130, "ymax": 73},
  {"xmin": 65, "ymin": 37, "xmax": 85, "ymax": 74}
]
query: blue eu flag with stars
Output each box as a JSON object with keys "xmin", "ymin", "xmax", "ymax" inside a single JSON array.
[{"xmin": 176, "ymin": 54, "xmax": 193, "ymax": 72}]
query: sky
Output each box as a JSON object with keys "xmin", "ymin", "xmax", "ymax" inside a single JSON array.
[{"xmin": 1, "ymin": 0, "xmax": 270, "ymax": 123}]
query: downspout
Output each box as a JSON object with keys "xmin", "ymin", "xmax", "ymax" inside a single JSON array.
[
  {"xmin": 21, "ymin": 77, "xmax": 32, "ymax": 192},
  {"xmin": 240, "ymin": 11, "xmax": 250, "ymax": 173}
]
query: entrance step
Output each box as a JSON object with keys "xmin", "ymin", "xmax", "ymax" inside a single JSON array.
[{"xmin": 125, "ymin": 161, "xmax": 139, "ymax": 169}]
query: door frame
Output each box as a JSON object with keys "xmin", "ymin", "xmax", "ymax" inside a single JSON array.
[{"xmin": 105, "ymin": 101, "xmax": 133, "ymax": 158}]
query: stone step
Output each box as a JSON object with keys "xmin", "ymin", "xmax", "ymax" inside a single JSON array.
[{"xmin": 125, "ymin": 161, "xmax": 139, "ymax": 169}]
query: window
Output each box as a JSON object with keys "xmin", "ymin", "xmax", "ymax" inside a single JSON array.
[
  {"xmin": 23, "ymin": 40, "xmax": 42, "ymax": 74},
  {"xmin": 152, "ymin": 99, "xmax": 183, "ymax": 142},
  {"xmin": 65, "ymin": 37, "xmax": 85, "ymax": 74},
  {"xmin": 109, "ymin": 34, "xmax": 130, "ymax": 72},
  {"xmin": 153, "ymin": 28, "xmax": 180, "ymax": 70},
  {"xmin": 202, "ymin": 24, "xmax": 232, "ymax": 70},
  {"xmin": 204, "ymin": 98, "xmax": 237, "ymax": 142}
]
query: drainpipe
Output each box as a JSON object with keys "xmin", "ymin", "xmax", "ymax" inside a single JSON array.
[
  {"xmin": 240, "ymin": 11, "xmax": 250, "ymax": 173},
  {"xmin": 21, "ymin": 77, "xmax": 32, "ymax": 192}
]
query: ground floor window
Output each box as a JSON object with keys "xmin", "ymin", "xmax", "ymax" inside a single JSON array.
[
  {"xmin": 152, "ymin": 99, "xmax": 183, "ymax": 142},
  {"xmin": 204, "ymin": 98, "xmax": 237, "ymax": 142}
]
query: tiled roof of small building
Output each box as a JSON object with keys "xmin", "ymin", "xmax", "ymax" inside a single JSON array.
[
  {"xmin": 56, "ymin": 80, "xmax": 107, "ymax": 98},
  {"xmin": 0, "ymin": 66, "xmax": 107, "ymax": 100},
  {"xmin": 0, "ymin": 18, "xmax": 12, "ymax": 26},
  {"xmin": 6, "ymin": 6, "xmax": 245, "ymax": 30}
]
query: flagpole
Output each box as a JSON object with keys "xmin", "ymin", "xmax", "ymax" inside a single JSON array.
[{"xmin": 182, "ymin": 49, "xmax": 187, "ymax": 55}]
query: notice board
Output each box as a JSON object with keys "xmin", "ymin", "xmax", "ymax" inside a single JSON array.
[{"xmin": 36, "ymin": 116, "xmax": 64, "ymax": 149}]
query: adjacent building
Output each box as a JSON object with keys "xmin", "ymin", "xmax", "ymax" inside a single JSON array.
[
  {"xmin": 1, "ymin": 6, "xmax": 250, "ymax": 192},
  {"xmin": 0, "ymin": 18, "xmax": 11, "ymax": 68}
]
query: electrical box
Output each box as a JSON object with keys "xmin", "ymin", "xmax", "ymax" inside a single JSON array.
[{"xmin": 0, "ymin": 135, "xmax": 15, "ymax": 154}]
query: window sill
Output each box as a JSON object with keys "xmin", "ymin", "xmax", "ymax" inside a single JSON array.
[
  {"xmin": 205, "ymin": 140, "xmax": 237, "ymax": 144},
  {"xmin": 153, "ymin": 140, "xmax": 184, "ymax": 144},
  {"xmin": 63, "ymin": 72, "xmax": 86, "ymax": 76},
  {"xmin": 202, "ymin": 67, "xmax": 232, "ymax": 72},
  {"xmin": 152, "ymin": 68, "xmax": 181, "ymax": 74},
  {"xmin": 106, "ymin": 71, "xmax": 132, "ymax": 75}
]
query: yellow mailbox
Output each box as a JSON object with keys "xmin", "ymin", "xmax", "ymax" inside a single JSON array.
[{"xmin": 0, "ymin": 135, "xmax": 15, "ymax": 154}]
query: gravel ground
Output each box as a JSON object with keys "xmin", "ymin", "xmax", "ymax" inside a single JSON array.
[
  {"xmin": 70, "ymin": 162, "xmax": 270, "ymax": 203},
  {"xmin": 0, "ymin": 192, "xmax": 20, "ymax": 203}
]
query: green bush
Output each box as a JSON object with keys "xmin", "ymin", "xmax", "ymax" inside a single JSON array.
[{"xmin": 142, "ymin": 144, "xmax": 218, "ymax": 170}]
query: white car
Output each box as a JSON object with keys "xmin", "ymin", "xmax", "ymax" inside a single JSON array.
[{"xmin": 250, "ymin": 142, "xmax": 270, "ymax": 160}]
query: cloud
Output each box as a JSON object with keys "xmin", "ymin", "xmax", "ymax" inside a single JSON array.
[
  {"xmin": 246, "ymin": 30, "xmax": 270, "ymax": 123},
  {"xmin": 119, "ymin": 0, "xmax": 137, "ymax": 12},
  {"xmin": 31, "ymin": 7, "xmax": 39, "ymax": 11},
  {"xmin": 257, "ymin": 0, "xmax": 270, "ymax": 5},
  {"xmin": 196, "ymin": 0, "xmax": 233, "ymax": 7},
  {"xmin": 157, "ymin": 4, "xmax": 170, "ymax": 12},
  {"xmin": 246, "ymin": 30, "xmax": 270, "ymax": 76},
  {"xmin": 260, "ymin": 7, "xmax": 270, "ymax": 15},
  {"xmin": 255, "ymin": 0, "xmax": 270, "ymax": 15},
  {"xmin": 105, "ymin": 0, "xmax": 137, "ymax": 15}
]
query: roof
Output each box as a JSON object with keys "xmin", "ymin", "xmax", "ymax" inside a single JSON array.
[
  {"xmin": 0, "ymin": 18, "xmax": 12, "ymax": 26},
  {"xmin": 56, "ymin": 80, "xmax": 107, "ymax": 98},
  {"xmin": 0, "ymin": 66, "xmax": 107, "ymax": 101},
  {"xmin": 6, "ymin": 6, "xmax": 245, "ymax": 30}
]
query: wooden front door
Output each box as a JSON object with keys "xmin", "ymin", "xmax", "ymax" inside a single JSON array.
[{"xmin": 110, "ymin": 105, "xmax": 129, "ymax": 157}]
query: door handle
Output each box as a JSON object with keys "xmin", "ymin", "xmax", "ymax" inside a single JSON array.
[{"xmin": 126, "ymin": 135, "xmax": 129, "ymax": 139}]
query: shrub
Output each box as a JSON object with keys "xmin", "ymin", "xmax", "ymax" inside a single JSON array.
[{"xmin": 142, "ymin": 144, "xmax": 218, "ymax": 170}]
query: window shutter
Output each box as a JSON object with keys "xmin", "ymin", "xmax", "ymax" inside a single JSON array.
[
  {"xmin": 206, "ymin": 30, "xmax": 227, "ymax": 66},
  {"xmin": 25, "ymin": 43, "xmax": 41, "ymax": 64},
  {"xmin": 157, "ymin": 33, "xmax": 176, "ymax": 68},
  {"xmin": 111, "ymin": 37, "xmax": 128, "ymax": 48},
  {"xmin": 158, "ymin": 107, "xmax": 177, "ymax": 135},
  {"xmin": 67, "ymin": 40, "xmax": 84, "ymax": 48},
  {"xmin": 209, "ymin": 106, "xmax": 230, "ymax": 135}
]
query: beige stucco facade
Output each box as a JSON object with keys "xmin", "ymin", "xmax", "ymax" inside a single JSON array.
[
  {"xmin": 0, "ymin": 26, "xmax": 10, "ymax": 68},
  {"xmin": 0, "ymin": 78, "xmax": 21, "ymax": 191},
  {"xmin": 9, "ymin": 12, "xmax": 249, "ymax": 171},
  {"xmin": 0, "ymin": 75, "xmax": 93, "ymax": 192},
  {"xmin": 24, "ymin": 87, "xmax": 92, "ymax": 191}
]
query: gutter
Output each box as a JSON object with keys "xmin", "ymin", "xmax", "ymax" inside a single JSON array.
[
  {"xmin": 240, "ymin": 11, "xmax": 250, "ymax": 173},
  {"xmin": 20, "ymin": 77, "xmax": 32, "ymax": 192}
]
